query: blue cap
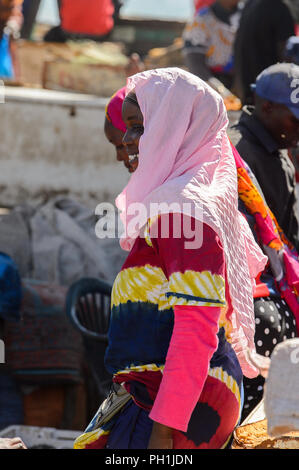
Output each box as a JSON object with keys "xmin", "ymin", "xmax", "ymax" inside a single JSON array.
[
  {"xmin": 250, "ymin": 62, "xmax": 299, "ymax": 119},
  {"xmin": 285, "ymin": 36, "xmax": 299, "ymax": 65}
]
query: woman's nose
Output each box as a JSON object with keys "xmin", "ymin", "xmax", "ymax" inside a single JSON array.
[{"xmin": 122, "ymin": 130, "xmax": 132, "ymax": 146}]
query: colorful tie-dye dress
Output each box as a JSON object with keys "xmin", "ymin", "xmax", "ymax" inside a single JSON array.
[{"xmin": 74, "ymin": 214, "xmax": 243, "ymax": 449}]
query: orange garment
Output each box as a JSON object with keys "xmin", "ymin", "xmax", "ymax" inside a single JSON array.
[{"xmin": 60, "ymin": 0, "xmax": 114, "ymax": 36}]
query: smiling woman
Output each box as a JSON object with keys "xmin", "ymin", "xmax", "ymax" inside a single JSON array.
[
  {"xmin": 74, "ymin": 67, "xmax": 268, "ymax": 450},
  {"xmin": 104, "ymin": 86, "xmax": 138, "ymax": 173}
]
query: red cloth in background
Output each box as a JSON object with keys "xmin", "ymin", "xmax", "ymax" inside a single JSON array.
[
  {"xmin": 60, "ymin": 0, "xmax": 114, "ymax": 36},
  {"xmin": 194, "ymin": 0, "xmax": 215, "ymax": 12}
]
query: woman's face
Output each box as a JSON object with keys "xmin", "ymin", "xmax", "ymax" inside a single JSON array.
[
  {"xmin": 104, "ymin": 119, "xmax": 133, "ymax": 172},
  {"xmin": 122, "ymin": 96, "xmax": 144, "ymax": 173}
]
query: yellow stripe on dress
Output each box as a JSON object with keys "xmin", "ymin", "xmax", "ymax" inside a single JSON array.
[
  {"xmin": 73, "ymin": 429, "xmax": 109, "ymax": 449},
  {"xmin": 114, "ymin": 363, "xmax": 165, "ymax": 376},
  {"xmin": 111, "ymin": 265, "xmax": 170, "ymax": 311},
  {"xmin": 167, "ymin": 270, "xmax": 226, "ymax": 307},
  {"xmin": 208, "ymin": 366, "xmax": 241, "ymax": 407}
]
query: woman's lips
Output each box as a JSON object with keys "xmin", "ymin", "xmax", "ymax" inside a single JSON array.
[{"xmin": 128, "ymin": 154, "xmax": 139, "ymax": 172}]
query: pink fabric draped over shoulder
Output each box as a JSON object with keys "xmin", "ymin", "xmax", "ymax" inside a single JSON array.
[{"xmin": 116, "ymin": 67, "xmax": 267, "ymax": 378}]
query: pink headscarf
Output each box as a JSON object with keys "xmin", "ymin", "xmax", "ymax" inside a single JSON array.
[
  {"xmin": 105, "ymin": 86, "xmax": 127, "ymax": 133},
  {"xmin": 116, "ymin": 68, "xmax": 267, "ymax": 378}
]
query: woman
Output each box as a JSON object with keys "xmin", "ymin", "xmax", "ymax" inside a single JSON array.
[
  {"xmin": 75, "ymin": 68, "xmax": 267, "ymax": 449},
  {"xmin": 104, "ymin": 86, "xmax": 134, "ymax": 173},
  {"xmin": 104, "ymin": 65, "xmax": 144, "ymax": 173},
  {"xmin": 103, "ymin": 79, "xmax": 299, "ymax": 425}
]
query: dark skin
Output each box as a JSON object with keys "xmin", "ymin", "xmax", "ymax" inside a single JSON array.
[
  {"xmin": 122, "ymin": 93, "xmax": 174, "ymax": 448},
  {"xmin": 253, "ymin": 95, "xmax": 299, "ymax": 149},
  {"xmin": 121, "ymin": 94, "xmax": 144, "ymax": 173},
  {"xmin": 104, "ymin": 118, "xmax": 134, "ymax": 173}
]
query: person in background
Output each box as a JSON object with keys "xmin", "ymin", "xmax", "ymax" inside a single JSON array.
[
  {"xmin": 104, "ymin": 86, "xmax": 133, "ymax": 173},
  {"xmin": 20, "ymin": 0, "xmax": 41, "ymax": 39},
  {"xmin": 0, "ymin": 0, "xmax": 23, "ymax": 79},
  {"xmin": 44, "ymin": 0, "xmax": 115, "ymax": 43},
  {"xmin": 183, "ymin": 0, "xmax": 243, "ymax": 110},
  {"xmin": 104, "ymin": 56, "xmax": 145, "ymax": 174},
  {"xmin": 233, "ymin": 0, "xmax": 295, "ymax": 105},
  {"xmin": 228, "ymin": 63, "xmax": 299, "ymax": 252},
  {"xmin": 283, "ymin": 37, "xmax": 299, "ymax": 184},
  {"xmin": 112, "ymin": 0, "xmax": 123, "ymax": 24},
  {"xmin": 231, "ymin": 145, "xmax": 299, "ymax": 420}
]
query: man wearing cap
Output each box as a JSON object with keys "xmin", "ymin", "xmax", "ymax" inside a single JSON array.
[{"xmin": 228, "ymin": 62, "xmax": 299, "ymax": 250}]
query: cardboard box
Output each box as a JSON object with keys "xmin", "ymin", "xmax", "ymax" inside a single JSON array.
[{"xmin": 43, "ymin": 60, "xmax": 126, "ymax": 97}]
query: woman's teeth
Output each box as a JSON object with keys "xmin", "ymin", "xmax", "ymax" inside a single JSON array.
[{"xmin": 129, "ymin": 154, "xmax": 139, "ymax": 162}]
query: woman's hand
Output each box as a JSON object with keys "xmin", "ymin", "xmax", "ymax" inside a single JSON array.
[{"xmin": 148, "ymin": 422, "xmax": 173, "ymax": 449}]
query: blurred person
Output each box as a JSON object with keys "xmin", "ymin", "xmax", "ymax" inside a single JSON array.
[
  {"xmin": 44, "ymin": 0, "xmax": 114, "ymax": 43},
  {"xmin": 233, "ymin": 0, "xmax": 296, "ymax": 104},
  {"xmin": 231, "ymin": 144, "xmax": 299, "ymax": 420},
  {"xmin": 0, "ymin": 0, "xmax": 23, "ymax": 79},
  {"xmin": 283, "ymin": 37, "xmax": 299, "ymax": 183},
  {"xmin": 112, "ymin": 0, "xmax": 123, "ymax": 24},
  {"xmin": 125, "ymin": 52, "xmax": 144, "ymax": 77},
  {"xmin": 183, "ymin": 0, "xmax": 244, "ymax": 110},
  {"xmin": 20, "ymin": 0, "xmax": 41, "ymax": 39},
  {"xmin": 74, "ymin": 67, "xmax": 268, "ymax": 450},
  {"xmin": 228, "ymin": 63, "xmax": 299, "ymax": 251}
]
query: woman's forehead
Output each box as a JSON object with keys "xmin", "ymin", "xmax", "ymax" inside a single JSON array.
[{"xmin": 122, "ymin": 99, "xmax": 143, "ymax": 121}]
